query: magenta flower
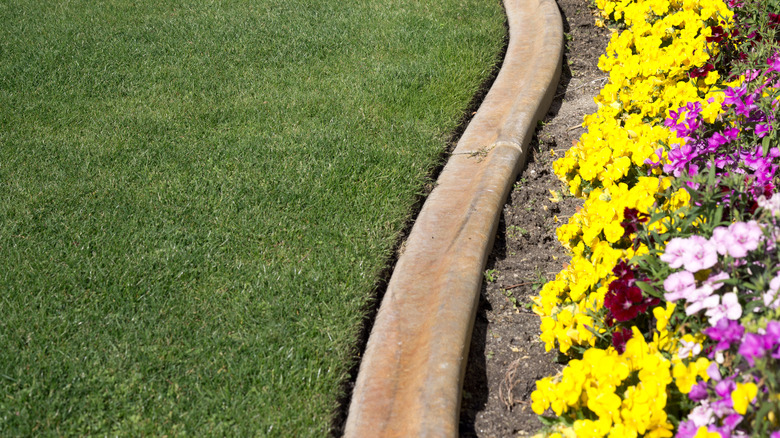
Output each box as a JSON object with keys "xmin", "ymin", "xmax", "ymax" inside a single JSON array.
[
  {"xmin": 738, "ymin": 333, "xmax": 767, "ymax": 366},
  {"xmin": 676, "ymin": 420, "xmax": 699, "ymax": 438},
  {"xmin": 756, "ymin": 123, "xmax": 772, "ymax": 138},
  {"xmin": 704, "ymin": 319, "xmax": 745, "ymax": 352}
]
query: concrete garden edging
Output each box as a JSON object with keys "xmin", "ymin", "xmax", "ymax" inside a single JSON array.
[{"xmin": 344, "ymin": 0, "xmax": 563, "ymax": 435}]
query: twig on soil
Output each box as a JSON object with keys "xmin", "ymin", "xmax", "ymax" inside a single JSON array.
[
  {"xmin": 501, "ymin": 281, "xmax": 532, "ymax": 290},
  {"xmin": 553, "ymin": 76, "xmax": 608, "ymax": 98}
]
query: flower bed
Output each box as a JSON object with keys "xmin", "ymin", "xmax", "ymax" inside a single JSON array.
[{"xmin": 530, "ymin": 0, "xmax": 780, "ymax": 436}]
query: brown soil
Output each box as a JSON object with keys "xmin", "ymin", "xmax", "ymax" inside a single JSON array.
[{"xmin": 458, "ymin": 0, "xmax": 611, "ymax": 436}]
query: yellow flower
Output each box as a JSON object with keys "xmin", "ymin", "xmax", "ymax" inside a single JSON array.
[
  {"xmin": 693, "ymin": 426, "xmax": 722, "ymax": 438},
  {"xmin": 672, "ymin": 357, "xmax": 710, "ymax": 393},
  {"xmin": 731, "ymin": 382, "xmax": 758, "ymax": 415}
]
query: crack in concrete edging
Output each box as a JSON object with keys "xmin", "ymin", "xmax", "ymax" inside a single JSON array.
[{"xmin": 343, "ymin": 0, "xmax": 563, "ymax": 436}]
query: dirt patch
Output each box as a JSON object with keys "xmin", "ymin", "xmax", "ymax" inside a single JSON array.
[{"xmin": 458, "ymin": 0, "xmax": 611, "ymax": 436}]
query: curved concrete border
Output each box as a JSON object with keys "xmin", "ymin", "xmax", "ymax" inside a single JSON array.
[{"xmin": 344, "ymin": 0, "xmax": 563, "ymax": 436}]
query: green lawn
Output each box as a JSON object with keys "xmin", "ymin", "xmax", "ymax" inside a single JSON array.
[{"xmin": 0, "ymin": 0, "xmax": 505, "ymax": 435}]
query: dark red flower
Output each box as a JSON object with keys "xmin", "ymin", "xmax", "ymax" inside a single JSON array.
[
  {"xmin": 611, "ymin": 259, "xmax": 635, "ymax": 282},
  {"xmin": 706, "ymin": 26, "xmax": 727, "ymax": 43},
  {"xmin": 690, "ymin": 63, "xmax": 714, "ymax": 78},
  {"xmin": 612, "ymin": 327, "xmax": 634, "ymax": 354},
  {"xmin": 605, "ymin": 282, "xmax": 645, "ymax": 322},
  {"xmin": 604, "ymin": 260, "xmax": 659, "ymax": 322},
  {"xmin": 770, "ymin": 13, "xmax": 780, "ymax": 28},
  {"xmin": 620, "ymin": 207, "xmax": 648, "ymax": 239}
]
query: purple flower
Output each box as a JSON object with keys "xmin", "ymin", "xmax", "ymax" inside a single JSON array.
[
  {"xmin": 715, "ymin": 379, "xmax": 736, "ymax": 398},
  {"xmin": 724, "ymin": 85, "xmax": 759, "ymax": 117},
  {"xmin": 707, "ymin": 362, "xmax": 722, "ymax": 381},
  {"xmin": 704, "ymin": 319, "xmax": 745, "ymax": 352},
  {"xmin": 742, "ymin": 146, "xmax": 769, "ymax": 171},
  {"xmin": 712, "ymin": 396, "xmax": 736, "ymax": 418},
  {"xmin": 766, "ymin": 320, "xmax": 780, "ymax": 338},
  {"xmin": 723, "ymin": 413, "xmax": 743, "ymax": 430},
  {"xmin": 689, "ymin": 380, "xmax": 709, "ymax": 402},
  {"xmin": 738, "ymin": 333, "xmax": 767, "ymax": 366},
  {"xmin": 664, "ymin": 144, "xmax": 697, "ymax": 176},
  {"xmin": 676, "ymin": 420, "xmax": 699, "ymax": 438},
  {"xmin": 724, "ymin": 86, "xmax": 747, "ymax": 105},
  {"xmin": 756, "ymin": 123, "xmax": 772, "ymax": 138}
]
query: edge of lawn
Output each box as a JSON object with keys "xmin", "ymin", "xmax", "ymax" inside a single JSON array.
[
  {"xmin": 341, "ymin": 0, "xmax": 564, "ymax": 435},
  {"xmin": 328, "ymin": 8, "xmax": 511, "ymax": 438}
]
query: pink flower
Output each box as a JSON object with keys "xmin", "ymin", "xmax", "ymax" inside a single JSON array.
[
  {"xmin": 705, "ymin": 292, "xmax": 743, "ymax": 326},
  {"xmin": 682, "ymin": 235, "xmax": 719, "ymax": 272},
  {"xmin": 661, "ymin": 236, "xmax": 719, "ymax": 272},
  {"xmin": 661, "ymin": 237, "xmax": 689, "ymax": 268},
  {"xmin": 678, "ymin": 337, "xmax": 702, "ymax": 359},
  {"xmin": 705, "ymin": 272, "xmax": 730, "ymax": 290},
  {"xmin": 711, "ymin": 226, "xmax": 735, "ymax": 256},
  {"xmin": 758, "ymin": 193, "xmax": 780, "ymax": 216},
  {"xmin": 764, "ymin": 273, "xmax": 780, "ymax": 309},
  {"xmin": 724, "ymin": 221, "xmax": 763, "ymax": 258},
  {"xmin": 664, "ymin": 271, "xmax": 697, "ymax": 302},
  {"xmin": 685, "ymin": 284, "xmax": 720, "ymax": 315},
  {"xmin": 688, "ymin": 402, "xmax": 715, "ymax": 428}
]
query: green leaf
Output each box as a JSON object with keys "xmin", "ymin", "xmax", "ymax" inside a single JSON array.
[{"xmin": 637, "ymin": 280, "xmax": 663, "ymax": 298}]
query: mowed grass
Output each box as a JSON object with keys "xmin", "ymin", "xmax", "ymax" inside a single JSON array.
[{"xmin": 0, "ymin": 0, "xmax": 504, "ymax": 435}]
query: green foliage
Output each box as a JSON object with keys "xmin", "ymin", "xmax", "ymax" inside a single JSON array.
[
  {"xmin": 485, "ymin": 269, "xmax": 500, "ymax": 283},
  {"xmin": 507, "ymin": 225, "xmax": 530, "ymax": 239}
]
